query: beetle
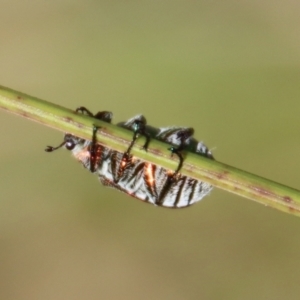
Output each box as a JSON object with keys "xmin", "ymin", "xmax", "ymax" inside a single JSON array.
[{"xmin": 45, "ymin": 107, "xmax": 213, "ymax": 208}]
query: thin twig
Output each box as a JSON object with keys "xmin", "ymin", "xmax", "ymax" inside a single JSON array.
[{"xmin": 1, "ymin": 85, "xmax": 300, "ymax": 216}]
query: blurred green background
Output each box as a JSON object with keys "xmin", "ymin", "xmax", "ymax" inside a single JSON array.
[{"xmin": 1, "ymin": 1, "xmax": 300, "ymax": 299}]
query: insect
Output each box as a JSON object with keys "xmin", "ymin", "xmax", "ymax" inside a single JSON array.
[{"xmin": 45, "ymin": 107, "xmax": 213, "ymax": 208}]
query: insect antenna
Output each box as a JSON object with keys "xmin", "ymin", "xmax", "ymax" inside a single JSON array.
[{"xmin": 45, "ymin": 141, "xmax": 66, "ymax": 152}]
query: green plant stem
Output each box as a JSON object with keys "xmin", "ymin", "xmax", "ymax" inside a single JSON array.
[{"xmin": 0, "ymin": 85, "xmax": 300, "ymax": 216}]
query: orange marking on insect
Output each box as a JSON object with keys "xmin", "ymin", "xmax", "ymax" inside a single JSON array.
[
  {"xmin": 74, "ymin": 149, "xmax": 90, "ymax": 161},
  {"xmin": 145, "ymin": 163, "xmax": 155, "ymax": 186},
  {"xmin": 121, "ymin": 159, "xmax": 127, "ymax": 168}
]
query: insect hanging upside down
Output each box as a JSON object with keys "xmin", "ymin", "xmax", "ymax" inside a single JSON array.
[{"xmin": 45, "ymin": 107, "xmax": 214, "ymax": 208}]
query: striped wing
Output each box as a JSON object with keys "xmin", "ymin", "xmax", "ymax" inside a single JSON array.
[{"xmin": 142, "ymin": 163, "xmax": 212, "ymax": 208}]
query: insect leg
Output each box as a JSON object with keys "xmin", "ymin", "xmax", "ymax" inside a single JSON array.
[
  {"xmin": 93, "ymin": 111, "xmax": 113, "ymax": 123},
  {"xmin": 125, "ymin": 119, "xmax": 151, "ymax": 156},
  {"xmin": 168, "ymin": 146, "xmax": 184, "ymax": 175},
  {"xmin": 76, "ymin": 107, "xmax": 113, "ymax": 124},
  {"xmin": 75, "ymin": 106, "xmax": 94, "ymax": 116},
  {"xmin": 75, "ymin": 108, "xmax": 112, "ymax": 172},
  {"xmin": 114, "ymin": 116, "xmax": 150, "ymax": 183},
  {"xmin": 89, "ymin": 124, "xmax": 101, "ymax": 172},
  {"xmin": 167, "ymin": 128, "xmax": 194, "ymax": 176}
]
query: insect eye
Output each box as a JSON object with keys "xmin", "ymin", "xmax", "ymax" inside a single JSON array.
[{"xmin": 65, "ymin": 141, "xmax": 76, "ymax": 150}]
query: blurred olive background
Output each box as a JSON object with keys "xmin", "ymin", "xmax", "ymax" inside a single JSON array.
[{"xmin": 0, "ymin": 1, "xmax": 300, "ymax": 299}]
